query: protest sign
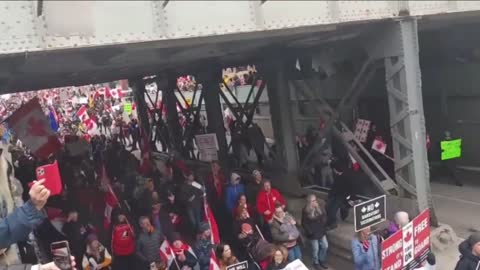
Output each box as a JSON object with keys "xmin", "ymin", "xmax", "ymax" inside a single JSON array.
[
  {"xmin": 226, "ymin": 261, "xmax": 248, "ymax": 270},
  {"xmin": 354, "ymin": 195, "xmax": 386, "ymax": 232},
  {"xmin": 354, "ymin": 119, "xmax": 371, "ymax": 143},
  {"xmin": 440, "ymin": 139, "xmax": 462, "ymax": 160},
  {"xmin": 283, "ymin": 259, "xmax": 309, "ymax": 270},
  {"xmin": 124, "ymin": 103, "xmax": 132, "ymax": 114},
  {"xmin": 195, "ymin": 133, "xmax": 219, "ymax": 162},
  {"xmin": 381, "ymin": 209, "xmax": 431, "ymax": 270}
]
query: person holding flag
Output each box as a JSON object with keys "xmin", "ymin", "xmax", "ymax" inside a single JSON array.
[
  {"xmin": 194, "ymin": 223, "xmax": 214, "ymax": 270},
  {"xmin": 169, "ymin": 232, "xmax": 198, "ymax": 270}
]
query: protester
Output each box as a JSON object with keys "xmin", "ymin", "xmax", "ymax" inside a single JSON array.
[
  {"xmin": 233, "ymin": 194, "xmax": 253, "ymax": 218},
  {"xmin": 455, "ymin": 233, "xmax": 480, "ymax": 270},
  {"xmin": 246, "ymin": 170, "xmax": 263, "ymax": 206},
  {"xmin": 386, "ymin": 211, "xmax": 409, "ymax": 237},
  {"xmin": 111, "ymin": 210, "xmax": 135, "ymax": 270},
  {"xmin": 151, "ymin": 200, "xmax": 175, "ymax": 241},
  {"xmin": 237, "ymin": 222, "xmax": 274, "ymax": 269},
  {"xmin": 302, "ymin": 194, "xmax": 328, "ymax": 269},
  {"xmin": 270, "ymin": 204, "xmax": 301, "ymax": 262},
  {"xmin": 225, "ymin": 173, "xmax": 246, "ymax": 214},
  {"xmin": 256, "ymin": 180, "xmax": 286, "ymax": 224},
  {"xmin": 205, "ymin": 161, "xmax": 225, "ymax": 207},
  {"xmin": 0, "ymin": 179, "xmax": 48, "ymax": 248},
  {"xmin": 178, "ymin": 172, "xmax": 204, "ymax": 231},
  {"xmin": 193, "ymin": 223, "xmax": 214, "ymax": 270},
  {"xmin": 326, "ymin": 159, "xmax": 355, "ymax": 230},
  {"xmin": 351, "ymin": 227, "xmax": 380, "ymax": 270},
  {"xmin": 216, "ymin": 243, "xmax": 239, "ymax": 270},
  {"xmin": 136, "ymin": 216, "xmax": 164, "ymax": 269},
  {"xmin": 266, "ymin": 245, "xmax": 289, "ymax": 270},
  {"xmin": 63, "ymin": 209, "xmax": 86, "ymax": 268},
  {"xmin": 82, "ymin": 234, "xmax": 112, "ymax": 270},
  {"xmin": 169, "ymin": 232, "xmax": 198, "ymax": 270}
]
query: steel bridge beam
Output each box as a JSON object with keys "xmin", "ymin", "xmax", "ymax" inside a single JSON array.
[{"xmin": 382, "ymin": 19, "xmax": 437, "ymax": 224}]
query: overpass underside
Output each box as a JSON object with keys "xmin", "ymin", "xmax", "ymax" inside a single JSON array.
[{"xmin": 2, "ymin": 1, "xmax": 480, "ymax": 222}]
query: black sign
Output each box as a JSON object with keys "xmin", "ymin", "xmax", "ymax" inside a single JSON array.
[
  {"xmin": 353, "ymin": 195, "xmax": 386, "ymax": 232},
  {"xmin": 226, "ymin": 261, "xmax": 248, "ymax": 270}
]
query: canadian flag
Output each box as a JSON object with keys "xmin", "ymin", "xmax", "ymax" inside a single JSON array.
[
  {"xmin": 204, "ymin": 198, "xmax": 220, "ymax": 244},
  {"xmin": 100, "ymin": 165, "xmax": 119, "ymax": 230},
  {"xmin": 159, "ymin": 240, "xmax": 175, "ymax": 268},
  {"xmin": 372, "ymin": 138, "xmax": 387, "ymax": 154},
  {"xmin": 110, "ymin": 88, "xmax": 123, "ymax": 100},
  {"xmin": 76, "ymin": 106, "xmax": 97, "ymax": 131},
  {"xmin": 209, "ymin": 250, "xmax": 220, "ymax": 270},
  {"xmin": 7, "ymin": 98, "xmax": 61, "ymax": 159}
]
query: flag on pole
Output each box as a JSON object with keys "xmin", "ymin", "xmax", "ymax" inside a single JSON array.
[
  {"xmin": 7, "ymin": 98, "xmax": 61, "ymax": 159},
  {"xmin": 209, "ymin": 250, "xmax": 220, "ymax": 270},
  {"xmin": 372, "ymin": 138, "xmax": 387, "ymax": 154},
  {"xmin": 48, "ymin": 107, "xmax": 59, "ymax": 132},
  {"xmin": 159, "ymin": 240, "xmax": 175, "ymax": 268},
  {"xmin": 110, "ymin": 88, "xmax": 123, "ymax": 99},
  {"xmin": 203, "ymin": 199, "xmax": 220, "ymax": 244}
]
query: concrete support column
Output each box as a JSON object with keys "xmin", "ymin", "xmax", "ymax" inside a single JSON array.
[
  {"xmin": 130, "ymin": 78, "xmax": 150, "ymax": 140},
  {"xmin": 164, "ymin": 75, "xmax": 183, "ymax": 154},
  {"xmin": 264, "ymin": 59, "xmax": 299, "ymax": 175},
  {"xmin": 201, "ymin": 72, "xmax": 229, "ymax": 167},
  {"xmin": 383, "ymin": 19, "xmax": 437, "ymax": 224}
]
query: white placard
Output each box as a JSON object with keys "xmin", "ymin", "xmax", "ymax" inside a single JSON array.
[{"xmin": 195, "ymin": 133, "xmax": 219, "ymax": 162}]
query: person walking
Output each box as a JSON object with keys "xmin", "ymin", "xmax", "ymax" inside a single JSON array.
[{"xmin": 302, "ymin": 194, "xmax": 329, "ymax": 269}]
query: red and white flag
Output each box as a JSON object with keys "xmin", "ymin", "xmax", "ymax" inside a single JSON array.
[
  {"xmin": 372, "ymin": 138, "xmax": 387, "ymax": 154},
  {"xmin": 110, "ymin": 88, "xmax": 123, "ymax": 100},
  {"xmin": 76, "ymin": 105, "xmax": 97, "ymax": 131},
  {"xmin": 7, "ymin": 98, "xmax": 61, "ymax": 159},
  {"xmin": 209, "ymin": 250, "xmax": 220, "ymax": 270},
  {"xmin": 103, "ymin": 185, "xmax": 119, "ymax": 230},
  {"xmin": 95, "ymin": 86, "xmax": 112, "ymax": 99},
  {"xmin": 203, "ymin": 199, "xmax": 220, "ymax": 244},
  {"xmin": 159, "ymin": 240, "xmax": 175, "ymax": 268},
  {"xmin": 349, "ymin": 154, "xmax": 360, "ymax": 171}
]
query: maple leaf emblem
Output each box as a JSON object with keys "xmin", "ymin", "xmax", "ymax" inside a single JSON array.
[
  {"xmin": 404, "ymin": 231, "xmax": 412, "ymax": 242},
  {"xmin": 27, "ymin": 117, "xmax": 48, "ymax": 136}
]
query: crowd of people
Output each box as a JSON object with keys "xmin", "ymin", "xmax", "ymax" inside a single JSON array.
[{"xmin": 0, "ymin": 79, "xmax": 478, "ymax": 270}]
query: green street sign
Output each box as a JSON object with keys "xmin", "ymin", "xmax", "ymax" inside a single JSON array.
[{"xmin": 441, "ymin": 139, "xmax": 462, "ymax": 160}]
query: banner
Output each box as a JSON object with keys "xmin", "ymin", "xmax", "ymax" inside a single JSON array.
[
  {"xmin": 381, "ymin": 209, "xmax": 431, "ymax": 270},
  {"xmin": 354, "ymin": 119, "xmax": 371, "ymax": 143},
  {"xmin": 353, "ymin": 195, "xmax": 386, "ymax": 232},
  {"xmin": 226, "ymin": 261, "xmax": 248, "ymax": 270}
]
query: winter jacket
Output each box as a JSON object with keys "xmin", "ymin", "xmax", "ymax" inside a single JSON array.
[
  {"xmin": 169, "ymin": 245, "xmax": 198, "ymax": 270},
  {"xmin": 136, "ymin": 230, "xmax": 164, "ymax": 264},
  {"xmin": 266, "ymin": 262, "xmax": 287, "ymax": 270},
  {"xmin": 225, "ymin": 183, "xmax": 246, "ymax": 213},
  {"xmin": 256, "ymin": 189, "xmax": 285, "ymax": 222},
  {"xmin": 270, "ymin": 214, "xmax": 300, "ymax": 248},
  {"xmin": 455, "ymin": 240, "xmax": 480, "ymax": 270},
  {"xmin": 352, "ymin": 235, "xmax": 381, "ymax": 270},
  {"xmin": 178, "ymin": 182, "xmax": 204, "ymax": 209},
  {"xmin": 301, "ymin": 206, "xmax": 327, "ymax": 240},
  {"xmin": 0, "ymin": 200, "xmax": 46, "ymax": 249},
  {"xmin": 193, "ymin": 238, "xmax": 213, "ymax": 270},
  {"xmin": 151, "ymin": 209, "xmax": 175, "ymax": 241}
]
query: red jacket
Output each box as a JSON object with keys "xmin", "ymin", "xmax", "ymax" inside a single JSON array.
[{"xmin": 256, "ymin": 188, "xmax": 285, "ymax": 222}]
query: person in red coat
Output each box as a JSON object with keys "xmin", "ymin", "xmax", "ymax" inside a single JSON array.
[{"xmin": 256, "ymin": 180, "xmax": 285, "ymax": 223}]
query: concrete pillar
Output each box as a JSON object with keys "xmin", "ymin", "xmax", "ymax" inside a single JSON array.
[
  {"xmin": 382, "ymin": 19, "xmax": 437, "ymax": 224},
  {"xmin": 130, "ymin": 78, "xmax": 150, "ymax": 139},
  {"xmin": 164, "ymin": 75, "xmax": 183, "ymax": 154},
  {"xmin": 264, "ymin": 59, "xmax": 299, "ymax": 175},
  {"xmin": 201, "ymin": 72, "xmax": 229, "ymax": 167}
]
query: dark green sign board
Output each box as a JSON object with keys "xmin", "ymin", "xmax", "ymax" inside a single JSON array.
[{"xmin": 440, "ymin": 139, "xmax": 462, "ymax": 160}]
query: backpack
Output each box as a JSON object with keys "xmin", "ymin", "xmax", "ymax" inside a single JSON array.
[{"xmin": 112, "ymin": 224, "xmax": 135, "ymax": 256}]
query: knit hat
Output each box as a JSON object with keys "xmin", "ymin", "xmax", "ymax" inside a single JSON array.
[
  {"xmin": 198, "ymin": 222, "xmax": 210, "ymax": 234},
  {"xmin": 86, "ymin": 234, "xmax": 98, "ymax": 245},
  {"xmin": 252, "ymin": 170, "xmax": 261, "ymax": 177},
  {"xmin": 468, "ymin": 233, "xmax": 480, "ymax": 247},
  {"xmin": 241, "ymin": 223, "xmax": 253, "ymax": 234},
  {"xmin": 231, "ymin": 172, "xmax": 241, "ymax": 183}
]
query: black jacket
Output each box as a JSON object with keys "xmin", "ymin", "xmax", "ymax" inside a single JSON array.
[
  {"xmin": 301, "ymin": 207, "xmax": 327, "ymax": 240},
  {"xmin": 266, "ymin": 262, "xmax": 288, "ymax": 270},
  {"xmin": 245, "ymin": 181, "xmax": 262, "ymax": 206},
  {"xmin": 329, "ymin": 171, "xmax": 355, "ymax": 201},
  {"xmin": 169, "ymin": 251, "xmax": 198, "ymax": 270},
  {"xmin": 455, "ymin": 240, "xmax": 480, "ymax": 270}
]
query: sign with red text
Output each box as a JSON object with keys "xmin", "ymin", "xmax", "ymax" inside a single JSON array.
[{"xmin": 381, "ymin": 209, "xmax": 431, "ymax": 270}]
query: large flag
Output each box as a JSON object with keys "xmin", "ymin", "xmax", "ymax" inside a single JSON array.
[
  {"xmin": 7, "ymin": 98, "xmax": 61, "ymax": 159},
  {"xmin": 203, "ymin": 198, "xmax": 220, "ymax": 244},
  {"xmin": 100, "ymin": 165, "xmax": 119, "ymax": 230},
  {"xmin": 76, "ymin": 105, "xmax": 97, "ymax": 132},
  {"xmin": 110, "ymin": 88, "xmax": 123, "ymax": 100}
]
